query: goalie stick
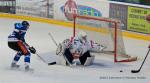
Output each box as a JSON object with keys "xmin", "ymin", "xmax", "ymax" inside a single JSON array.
[
  {"xmin": 48, "ymin": 32, "xmax": 58, "ymax": 46},
  {"xmin": 48, "ymin": 32, "xmax": 73, "ymax": 66},
  {"xmin": 131, "ymin": 45, "xmax": 150, "ymax": 73},
  {"xmin": 48, "ymin": 33, "xmax": 62, "ymax": 55},
  {"xmin": 35, "ymin": 53, "xmax": 56, "ymax": 65}
]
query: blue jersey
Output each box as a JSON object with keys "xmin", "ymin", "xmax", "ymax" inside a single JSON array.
[{"xmin": 8, "ymin": 23, "xmax": 27, "ymax": 42}]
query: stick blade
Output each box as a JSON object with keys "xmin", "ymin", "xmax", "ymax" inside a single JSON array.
[
  {"xmin": 48, "ymin": 62, "xmax": 56, "ymax": 65},
  {"xmin": 131, "ymin": 70, "xmax": 140, "ymax": 73}
]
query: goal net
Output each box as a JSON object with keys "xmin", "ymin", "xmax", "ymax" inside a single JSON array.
[{"xmin": 73, "ymin": 15, "xmax": 137, "ymax": 62}]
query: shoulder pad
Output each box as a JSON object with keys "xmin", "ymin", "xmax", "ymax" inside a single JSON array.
[{"xmin": 14, "ymin": 23, "xmax": 23, "ymax": 30}]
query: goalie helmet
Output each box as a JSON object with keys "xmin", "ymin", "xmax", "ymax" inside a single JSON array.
[{"xmin": 78, "ymin": 31, "xmax": 87, "ymax": 41}]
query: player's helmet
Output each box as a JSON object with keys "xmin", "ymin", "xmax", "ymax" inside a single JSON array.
[
  {"xmin": 22, "ymin": 21, "xmax": 29, "ymax": 28},
  {"xmin": 78, "ymin": 31, "xmax": 87, "ymax": 41}
]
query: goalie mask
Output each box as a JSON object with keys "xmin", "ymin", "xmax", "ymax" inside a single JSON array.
[{"xmin": 78, "ymin": 31, "xmax": 87, "ymax": 42}]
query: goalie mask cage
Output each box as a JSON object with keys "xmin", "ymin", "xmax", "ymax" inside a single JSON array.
[{"xmin": 73, "ymin": 15, "xmax": 137, "ymax": 62}]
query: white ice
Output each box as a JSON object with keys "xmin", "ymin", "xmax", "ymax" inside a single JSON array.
[{"xmin": 0, "ymin": 18, "xmax": 150, "ymax": 83}]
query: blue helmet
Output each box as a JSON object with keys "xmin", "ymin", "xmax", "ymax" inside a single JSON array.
[
  {"xmin": 14, "ymin": 21, "xmax": 29, "ymax": 30},
  {"xmin": 22, "ymin": 21, "xmax": 29, "ymax": 28}
]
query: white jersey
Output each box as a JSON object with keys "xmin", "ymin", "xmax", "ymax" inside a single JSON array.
[
  {"xmin": 69, "ymin": 36, "xmax": 90, "ymax": 55},
  {"xmin": 62, "ymin": 36, "xmax": 105, "ymax": 56}
]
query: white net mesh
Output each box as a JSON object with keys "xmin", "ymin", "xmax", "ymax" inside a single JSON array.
[{"xmin": 74, "ymin": 15, "xmax": 137, "ymax": 62}]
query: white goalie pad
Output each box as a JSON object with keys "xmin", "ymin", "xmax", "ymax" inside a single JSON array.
[
  {"xmin": 58, "ymin": 55, "xmax": 95, "ymax": 66},
  {"xmin": 84, "ymin": 55, "xmax": 95, "ymax": 66},
  {"xmin": 58, "ymin": 55, "xmax": 67, "ymax": 66}
]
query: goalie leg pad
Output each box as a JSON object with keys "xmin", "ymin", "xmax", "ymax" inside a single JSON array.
[
  {"xmin": 58, "ymin": 48, "xmax": 74, "ymax": 66},
  {"xmin": 79, "ymin": 51, "xmax": 91, "ymax": 65},
  {"xmin": 58, "ymin": 55, "xmax": 67, "ymax": 66},
  {"xmin": 84, "ymin": 55, "xmax": 95, "ymax": 66}
]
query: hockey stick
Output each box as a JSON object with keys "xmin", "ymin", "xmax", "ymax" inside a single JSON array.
[
  {"xmin": 48, "ymin": 32, "xmax": 61, "ymax": 55},
  {"xmin": 35, "ymin": 53, "xmax": 56, "ymax": 65},
  {"xmin": 48, "ymin": 32, "xmax": 58, "ymax": 46},
  {"xmin": 131, "ymin": 47, "xmax": 150, "ymax": 73},
  {"xmin": 48, "ymin": 32, "xmax": 73, "ymax": 66}
]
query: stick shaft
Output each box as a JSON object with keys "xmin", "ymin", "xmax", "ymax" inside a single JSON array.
[
  {"xmin": 131, "ymin": 48, "xmax": 150, "ymax": 73},
  {"xmin": 48, "ymin": 32, "xmax": 58, "ymax": 46},
  {"xmin": 138, "ymin": 49, "xmax": 150, "ymax": 70},
  {"xmin": 36, "ymin": 53, "xmax": 56, "ymax": 65}
]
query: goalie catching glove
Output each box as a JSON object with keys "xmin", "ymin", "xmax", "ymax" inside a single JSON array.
[
  {"xmin": 56, "ymin": 39, "xmax": 70, "ymax": 55},
  {"xmin": 29, "ymin": 46, "xmax": 36, "ymax": 54}
]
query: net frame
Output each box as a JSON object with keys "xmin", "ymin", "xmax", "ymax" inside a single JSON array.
[{"xmin": 73, "ymin": 15, "xmax": 137, "ymax": 62}]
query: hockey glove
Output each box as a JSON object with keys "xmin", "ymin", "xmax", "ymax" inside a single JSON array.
[
  {"xmin": 29, "ymin": 46, "xmax": 36, "ymax": 54},
  {"xmin": 56, "ymin": 43, "xmax": 62, "ymax": 55},
  {"xmin": 56, "ymin": 43, "xmax": 66, "ymax": 55}
]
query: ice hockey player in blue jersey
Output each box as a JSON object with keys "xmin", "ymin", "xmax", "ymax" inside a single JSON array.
[{"xmin": 8, "ymin": 21, "xmax": 36, "ymax": 71}]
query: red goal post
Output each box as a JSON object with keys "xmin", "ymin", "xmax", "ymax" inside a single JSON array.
[{"xmin": 73, "ymin": 15, "xmax": 137, "ymax": 62}]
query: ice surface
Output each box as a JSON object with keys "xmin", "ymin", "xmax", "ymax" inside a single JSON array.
[{"xmin": 0, "ymin": 18, "xmax": 150, "ymax": 83}]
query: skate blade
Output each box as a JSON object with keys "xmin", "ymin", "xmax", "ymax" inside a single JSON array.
[{"xmin": 25, "ymin": 68, "xmax": 34, "ymax": 73}]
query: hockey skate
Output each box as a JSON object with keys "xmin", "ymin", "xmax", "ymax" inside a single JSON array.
[
  {"xmin": 11, "ymin": 63, "xmax": 20, "ymax": 69},
  {"xmin": 25, "ymin": 65, "xmax": 34, "ymax": 72}
]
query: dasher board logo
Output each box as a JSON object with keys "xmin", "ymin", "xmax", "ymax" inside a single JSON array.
[
  {"xmin": 61, "ymin": 0, "xmax": 102, "ymax": 21},
  {"xmin": 63, "ymin": 0, "xmax": 77, "ymax": 21}
]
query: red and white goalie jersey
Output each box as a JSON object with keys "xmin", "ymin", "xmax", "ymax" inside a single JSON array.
[{"xmin": 61, "ymin": 31, "xmax": 106, "ymax": 57}]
